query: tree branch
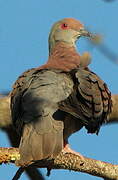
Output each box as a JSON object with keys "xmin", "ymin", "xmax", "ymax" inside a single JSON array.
[
  {"xmin": 0, "ymin": 147, "xmax": 118, "ymax": 180},
  {"xmin": 108, "ymin": 94, "xmax": 118, "ymax": 123},
  {"xmin": 0, "ymin": 96, "xmax": 11, "ymax": 127}
]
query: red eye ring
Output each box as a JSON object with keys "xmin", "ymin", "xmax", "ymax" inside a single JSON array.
[{"xmin": 61, "ymin": 23, "xmax": 68, "ymax": 29}]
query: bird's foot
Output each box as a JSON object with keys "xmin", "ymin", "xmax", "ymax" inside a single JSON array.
[{"xmin": 62, "ymin": 143, "xmax": 84, "ymax": 160}]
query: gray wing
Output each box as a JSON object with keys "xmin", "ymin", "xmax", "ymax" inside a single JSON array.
[
  {"xmin": 76, "ymin": 69, "xmax": 112, "ymax": 134},
  {"xmin": 59, "ymin": 68, "xmax": 112, "ymax": 134},
  {"xmin": 11, "ymin": 69, "xmax": 73, "ymax": 166}
]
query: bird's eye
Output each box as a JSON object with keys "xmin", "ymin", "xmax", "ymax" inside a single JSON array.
[{"xmin": 61, "ymin": 23, "xmax": 68, "ymax": 29}]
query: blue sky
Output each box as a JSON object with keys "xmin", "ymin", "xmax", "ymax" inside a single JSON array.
[{"xmin": 0, "ymin": 0, "xmax": 118, "ymax": 179}]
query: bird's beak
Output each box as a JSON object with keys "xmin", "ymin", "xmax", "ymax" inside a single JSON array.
[{"xmin": 78, "ymin": 28, "xmax": 92, "ymax": 37}]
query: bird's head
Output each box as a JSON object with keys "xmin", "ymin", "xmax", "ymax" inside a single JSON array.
[{"xmin": 49, "ymin": 18, "xmax": 91, "ymax": 55}]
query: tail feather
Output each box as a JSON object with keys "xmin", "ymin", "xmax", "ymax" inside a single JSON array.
[{"xmin": 16, "ymin": 113, "xmax": 64, "ymax": 166}]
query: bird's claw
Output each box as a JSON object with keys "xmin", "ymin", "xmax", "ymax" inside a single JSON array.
[{"xmin": 62, "ymin": 143, "xmax": 84, "ymax": 161}]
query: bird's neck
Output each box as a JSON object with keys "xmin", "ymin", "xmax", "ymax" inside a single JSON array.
[{"xmin": 40, "ymin": 42, "xmax": 81, "ymax": 72}]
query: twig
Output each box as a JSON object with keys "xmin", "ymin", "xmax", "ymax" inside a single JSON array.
[{"xmin": 12, "ymin": 167, "xmax": 25, "ymax": 180}]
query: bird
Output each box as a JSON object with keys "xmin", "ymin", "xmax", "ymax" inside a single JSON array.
[{"xmin": 10, "ymin": 18, "xmax": 112, "ymax": 167}]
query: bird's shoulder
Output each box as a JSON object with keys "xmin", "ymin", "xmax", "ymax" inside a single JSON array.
[{"xmin": 10, "ymin": 68, "xmax": 74, "ymax": 104}]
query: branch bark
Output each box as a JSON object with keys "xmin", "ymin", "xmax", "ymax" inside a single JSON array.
[
  {"xmin": 0, "ymin": 96, "xmax": 11, "ymax": 127},
  {"xmin": 108, "ymin": 94, "xmax": 118, "ymax": 123},
  {"xmin": 0, "ymin": 147, "xmax": 118, "ymax": 180}
]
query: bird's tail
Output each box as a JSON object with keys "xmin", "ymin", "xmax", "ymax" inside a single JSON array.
[{"xmin": 16, "ymin": 113, "xmax": 64, "ymax": 167}]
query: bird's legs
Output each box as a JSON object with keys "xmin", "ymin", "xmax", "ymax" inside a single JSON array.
[{"xmin": 62, "ymin": 140, "xmax": 84, "ymax": 160}]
